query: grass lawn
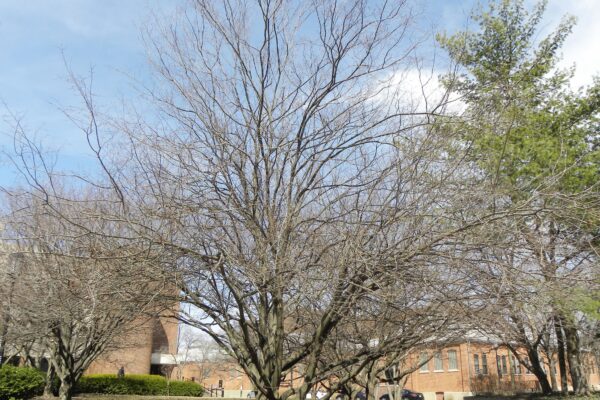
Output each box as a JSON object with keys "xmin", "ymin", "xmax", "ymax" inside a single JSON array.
[
  {"xmin": 70, "ymin": 395, "xmax": 600, "ymax": 400},
  {"xmin": 74, "ymin": 397, "xmax": 235, "ymax": 400},
  {"xmin": 470, "ymin": 394, "xmax": 600, "ymax": 400},
  {"xmin": 73, "ymin": 397, "xmax": 244, "ymax": 400}
]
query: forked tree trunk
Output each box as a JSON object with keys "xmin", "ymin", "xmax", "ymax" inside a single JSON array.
[
  {"xmin": 553, "ymin": 317, "xmax": 568, "ymax": 393},
  {"xmin": 58, "ymin": 375, "xmax": 75, "ymax": 400},
  {"xmin": 563, "ymin": 321, "xmax": 589, "ymax": 395},
  {"xmin": 44, "ymin": 364, "xmax": 57, "ymax": 397},
  {"xmin": 364, "ymin": 372, "xmax": 378, "ymax": 400}
]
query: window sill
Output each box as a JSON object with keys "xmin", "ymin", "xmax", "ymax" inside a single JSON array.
[
  {"xmin": 447, "ymin": 369, "xmax": 459, "ymax": 372},
  {"xmin": 433, "ymin": 370, "xmax": 444, "ymax": 373},
  {"xmin": 419, "ymin": 371, "xmax": 429, "ymax": 374}
]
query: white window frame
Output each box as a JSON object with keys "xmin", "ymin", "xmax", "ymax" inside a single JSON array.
[
  {"xmin": 481, "ymin": 354, "xmax": 488, "ymax": 375},
  {"xmin": 419, "ymin": 352, "xmax": 429, "ymax": 373},
  {"xmin": 512, "ymin": 356, "xmax": 521, "ymax": 375},
  {"xmin": 433, "ymin": 352, "xmax": 444, "ymax": 372},
  {"xmin": 448, "ymin": 350, "xmax": 458, "ymax": 371}
]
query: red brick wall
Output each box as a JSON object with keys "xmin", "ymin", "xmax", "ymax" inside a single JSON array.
[
  {"xmin": 86, "ymin": 329, "xmax": 600, "ymax": 394},
  {"xmin": 86, "ymin": 306, "xmax": 180, "ymax": 376},
  {"xmin": 86, "ymin": 318, "xmax": 155, "ymax": 375},
  {"xmin": 176, "ymin": 362, "xmax": 253, "ymax": 389},
  {"xmin": 404, "ymin": 344, "xmax": 472, "ymax": 393},
  {"xmin": 404, "ymin": 342, "xmax": 600, "ymax": 394}
]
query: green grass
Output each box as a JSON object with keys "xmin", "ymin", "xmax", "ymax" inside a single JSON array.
[
  {"xmin": 533, "ymin": 396, "xmax": 600, "ymax": 400},
  {"xmin": 470, "ymin": 394, "xmax": 600, "ymax": 400},
  {"xmin": 74, "ymin": 397, "xmax": 244, "ymax": 400}
]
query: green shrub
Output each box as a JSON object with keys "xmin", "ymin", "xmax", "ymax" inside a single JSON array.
[
  {"xmin": 76, "ymin": 374, "xmax": 204, "ymax": 397},
  {"xmin": 167, "ymin": 380, "xmax": 206, "ymax": 397},
  {"xmin": 0, "ymin": 365, "xmax": 45, "ymax": 400}
]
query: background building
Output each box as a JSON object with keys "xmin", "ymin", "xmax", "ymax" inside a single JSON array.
[{"xmin": 86, "ymin": 312, "xmax": 179, "ymax": 376}]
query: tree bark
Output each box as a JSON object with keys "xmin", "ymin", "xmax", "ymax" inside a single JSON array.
[
  {"xmin": 0, "ymin": 263, "xmax": 17, "ymax": 367},
  {"xmin": 548, "ymin": 359, "xmax": 557, "ymax": 392},
  {"xmin": 553, "ymin": 317, "xmax": 568, "ymax": 393},
  {"xmin": 0, "ymin": 321, "xmax": 8, "ymax": 367},
  {"xmin": 364, "ymin": 371, "xmax": 378, "ymax": 400},
  {"xmin": 563, "ymin": 319, "xmax": 589, "ymax": 395},
  {"xmin": 526, "ymin": 349, "xmax": 552, "ymax": 395},
  {"xmin": 58, "ymin": 376, "xmax": 74, "ymax": 400},
  {"xmin": 44, "ymin": 364, "xmax": 57, "ymax": 397}
]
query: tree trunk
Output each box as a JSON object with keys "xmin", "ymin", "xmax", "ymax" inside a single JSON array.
[
  {"xmin": 563, "ymin": 321, "xmax": 589, "ymax": 395},
  {"xmin": 554, "ymin": 316, "xmax": 568, "ymax": 393},
  {"xmin": 0, "ymin": 322, "xmax": 8, "ymax": 367},
  {"xmin": 58, "ymin": 377, "xmax": 74, "ymax": 400},
  {"xmin": 548, "ymin": 359, "xmax": 557, "ymax": 392},
  {"xmin": 340, "ymin": 383, "xmax": 360, "ymax": 400},
  {"xmin": 365, "ymin": 372, "xmax": 378, "ymax": 400},
  {"xmin": 257, "ymin": 392, "xmax": 270, "ymax": 400},
  {"xmin": 527, "ymin": 349, "xmax": 552, "ymax": 395},
  {"xmin": 0, "ymin": 291, "xmax": 13, "ymax": 366},
  {"xmin": 351, "ymin": 388, "xmax": 363, "ymax": 400},
  {"xmin": 0, "ymin": 257, "xmax": 18, "ymax": 368},
  {"xmin": 296, "ymin": 384, "xmax": 310, "ymax": 400},
  {"xmin": 44, "ymin": 365, "xmax": 57, "ymax": 397}
]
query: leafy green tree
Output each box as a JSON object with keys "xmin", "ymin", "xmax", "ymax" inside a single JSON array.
[
  {"xmin": 438, "ymin": 0, "xmax": 599, "ymax": 394},
  {"xmin": 439, "ymin": 0, "xmax": 599, "ymax": 192}
]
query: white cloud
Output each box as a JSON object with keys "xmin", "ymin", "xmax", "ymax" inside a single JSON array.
[
  {"xmin": 0, "ymin": 0, "xmax": 155, "ymax": 38},
  {"xmin": 535, "ymin": 0, "xmax": 600, "ymax": 88}
]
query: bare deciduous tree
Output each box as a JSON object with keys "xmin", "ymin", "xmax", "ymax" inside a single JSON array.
[
  {"xmin": 70, "ymin": 2, "xmax": 537, "ymax": 400},
  {"xmin": 1, "ymin": 188, "xmax": 170, "ymax": 400}
]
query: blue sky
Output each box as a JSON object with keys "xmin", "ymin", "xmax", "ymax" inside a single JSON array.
[
  {"xmin": 0, "ymin": 0, "xmax": 598, "ymax": 186},
  {"xmin": 0, "ymin": 0, "xmax": 176, "ymax": 185}
]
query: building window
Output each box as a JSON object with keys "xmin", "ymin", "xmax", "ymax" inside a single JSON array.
[
  {"xmin": 474, "ymin": 354, "xmax": 480, "ymax": 374},
  {"xmin": 434, "ymin": 352, "xmax": 443, "ymax": 371},
  {"xmin": 481, "ymin": 354, "xmax": 488, "ymax": 375},
  {"xmin": 448, "ymin": 350, "xmax": 458, "ymax": 370},
  {"xmin": 420, "ymin": 352, "xmax": 429, "ymax": 372},
  {"xmin": 501, "ymin": 355, "xmax": 508, "ymax": 374},
  {"xmin": 497, "ymin": 356, "xmax": 502, "ymax": 375},
  {"xmin": 385, "ymin": 365, "xmax": 398, "ymax": 382},
  {"xmin": 524, "ymin": 357, "xmax": 533, "ymax": 374},
  {"xmin": 512, "ymin": 356, "xmax": 521, "ymax": 375}
]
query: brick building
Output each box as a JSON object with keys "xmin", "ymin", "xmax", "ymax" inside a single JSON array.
[
  {"xmin": 86, "ymin": 312, "xmax": 180, "ymax": 376},
  {"xmin": 79, "ymin": 312, "xmax": 599, "ymax": 400},
  {"xmin": 178, "ymin": 361, "xmax": 255, "ymax": 398},
  {"xmin": 170, "ymin": 338, "xmax": 599, "ymax": 400},
  {"xmin": 399, "ymin": 340, "xmax": 598, "ymax": 400}
]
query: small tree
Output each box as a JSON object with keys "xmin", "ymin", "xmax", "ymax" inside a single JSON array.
[
  {"xmin": 1, "ymin": 188, "xmax": 170, "ymax": 400},
  {"xmin": 316, "ymin": 275, "xmax": 467, "ymax": 400}
]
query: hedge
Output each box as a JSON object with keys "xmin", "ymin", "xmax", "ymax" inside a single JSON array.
[
  {"xmin": 75, "ymin": 374, "xmax": 204, "ymax": 397},
  {"xmin": 0, "ymin": 365, "xmax": 45, "ymax": 400}
]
